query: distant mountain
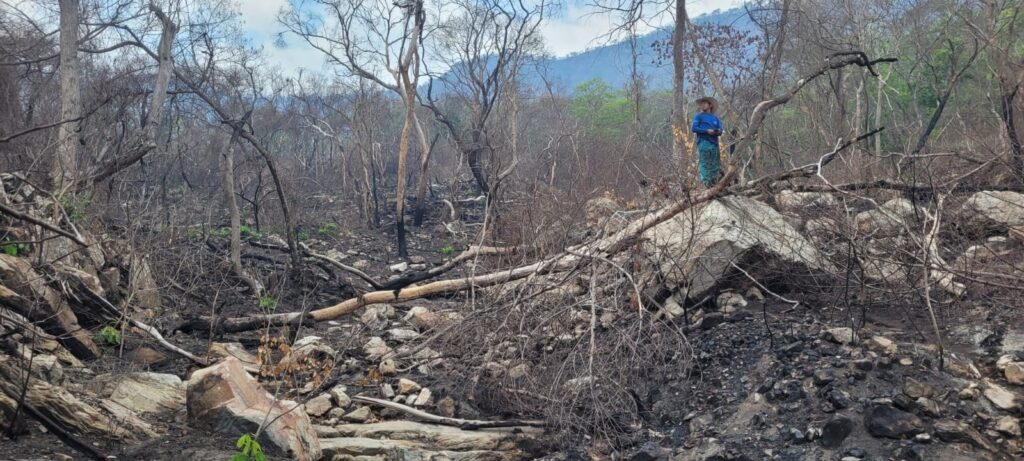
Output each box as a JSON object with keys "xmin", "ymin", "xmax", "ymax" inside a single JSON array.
[{"xmin": 526, "ymin": 7, "xmax": 755, "ymax": 93}]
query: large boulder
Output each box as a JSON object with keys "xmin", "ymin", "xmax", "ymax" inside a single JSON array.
[
  {"xmin": 0, "ymin": 254, "xmax": 99, "ymax": 359},
  {"xmin": 642, "ymin": 196, "xmax": 834, "ymax": 299},
  {"xmin": 91, "ymin": 372, "xmax": 185, "ymax": 414},
  {"xmin": 186, "ymin": 357, "xmax": 321, "ymax": 461},
  {"xmin": 961, "ymin": 190, "xmax": 1024, "ymax": 231}
]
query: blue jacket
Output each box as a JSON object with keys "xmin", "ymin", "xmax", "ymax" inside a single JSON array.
[{"xmin": 692, "ymin": 112, "xmax": 722, "ymax": 145}]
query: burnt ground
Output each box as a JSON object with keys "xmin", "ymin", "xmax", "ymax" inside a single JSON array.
[{"xmin": 5, "ymin": 200, "xmax": 1024, "ymax": 460}]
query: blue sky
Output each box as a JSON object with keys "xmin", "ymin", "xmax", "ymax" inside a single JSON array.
[{"xmin": 236, "ymin": 0, "xmax": 745, "ymax": 76}]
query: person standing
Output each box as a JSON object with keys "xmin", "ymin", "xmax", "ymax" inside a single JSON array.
[{"xmin": 691, "ymin": 97, "xmax": 723, "ymax": 187}]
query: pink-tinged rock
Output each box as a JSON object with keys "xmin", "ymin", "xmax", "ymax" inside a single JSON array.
[{"xmin": 186, "ymin": 358, "xmax": 320, "ymax": 461}]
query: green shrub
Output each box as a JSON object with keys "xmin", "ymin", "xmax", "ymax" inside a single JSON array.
[
  {"xmin": 231, "ymin": 433, "xmax": 267, "ymax": 461},
  {"xmin": 57, "ymin": 193, "xmax": 91, "ymax": 223},
  {"xmin": 297, "ymin": 230, "xmax": 310, "ymax": 241},
  {"xmin": 2, "ymin": 243, "xmax": 29, "ymax": 257},
  {"xmin": 317, "ymin": 223, "xmax": 339, "ymax": 237},
  {"xmin": 97, "ymin": 325, "xmax": 121, "ymax": 347},
  {"xmin": 240, "ymin": 225, "xmax": 252, "ymax": 237},
  {"xmin": 209, "ymin": 227, "xmax": 231, "ymax": 238},
  {"xmin": 440, "ymin": 244, "xmax": 455, "ymax": 256},
  {"xmin": 259, "ymin": 296, "xmax": 278, "ymax": 311}
]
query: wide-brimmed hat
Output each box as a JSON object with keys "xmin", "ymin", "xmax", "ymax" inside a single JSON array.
[{"xmin": 696, "ymin": 96, "xmax": 718, "ymax": 110}]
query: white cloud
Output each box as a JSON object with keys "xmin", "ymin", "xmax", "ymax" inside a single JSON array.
[{"xmin": 236, "ymin": 0, "xmax": 289, "ymax": 32}]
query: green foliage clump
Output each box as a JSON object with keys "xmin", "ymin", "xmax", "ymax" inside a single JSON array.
[
  {"xmin": 440, "ymin": 244, "xmax": 455, "ymax": 256},
  {"xmin": 297, "ymin": 230, "xmax": 310, "ymax": 241},
  {"xmin": 232, "ymin": 433, "xmax": 267, "ymax": 461},
  {"xmin": 240, "ymin": 225, "xmax": 252, "ymax": 237},
  {"xmin": 317, "ymin": 223, "xmax": 339, "ymax": 237},
  {"xmin": 55, "ymin": 193, "xmax": 91, "ymax": 223},
  {"xmin": 97, "ymin": 325, "xmax": 122, "ymax": 347},
  {"xmin": 209, "ymin": 227, "xmax": 231, "ymax": 238},
  {"xmin": 2, "ymin": 242, "xmax": 29, "ymax": 257},
  {"xmin": 259, "ymin": 296, "xmax": 278, "ymax": 311},
  {"xmin": 570, "ymin": 78, "xmax": 635, "ymax": 140}
]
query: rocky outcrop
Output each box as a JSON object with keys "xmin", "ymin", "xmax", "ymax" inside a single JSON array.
[
  {"xmin": 90, "ymin": 372, "xmax": 185, "ymax": 415},
  {"xmin": 642, "ymin": 196, "xmax": 835, "ymax": 299},
  {"xmin": 0, "ymin": 254, "xmax": 100, "ymax": 359},
  {"xmin": 186, "ymin": 357, "xmax": 321, "ymax": 461},
  {"xmin": 961, "ymin": 190, "xmax": 1024, "ymax": 231}
]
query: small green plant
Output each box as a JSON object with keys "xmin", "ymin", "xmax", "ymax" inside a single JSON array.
[
  {"xmin": 297, "ymin": 230, "xmax": 310, "ymax": 241},
  {"xmin": 317, "ymin": 223, "xmax": 339, "ymax": 237},
  {"xmin": 97, "ymin": 325, "xmax": 121, "ymax": 347},
  {"xmin": 209, "ymin": 227, "xmax": 231, "ymax": 238},
  {"xmin": 56, "ymin": 192, "xmax": 91, "ymax": 223},
  {"xmin": 258, "ymin": 296, "xmax": 278, "ymax": 311},
  {"xmin": 231, "ymin": 433, "xmax": 267, "ymax": 461},
  {"xmin": 240, "ymin": 225, "xmax": 252, "ymax": 237},
  {"xmin": 440, "ymin": 244, "xmax": 455, "ymax": 256},
  {"xmin": 2, "ymin": 243, "xmax": 29, "ymax": 257}
]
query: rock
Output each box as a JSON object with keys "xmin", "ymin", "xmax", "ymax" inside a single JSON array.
[
  {"xmin": 915, "ymin": 397, "xmax": 941, "ymax": 418},
  {"xmin": 381, "ymin": 383, "xmax": 396, "ymax": 399},
  {"xmin": 961, "ymin": 190, "xmax": 1024, "ymax": 231},
  {"xmin": 127, "ymin": 254, "xmax": 161, "ymax": 310},
  {"xmin": 715, "ymin": 292, "xmax": 747, "ymax": 313},
  {"xmin": 363, "ymin": 337, "xmax": 393, "ymax": 361},
  {"xmin": 820, "ymin": 416, "xmax": 854, "ymax": 448},
  {"xmin": 586, "ymin": 196, "xmax": 628, "ymax": 234},
  {"xmin": 824, "ymin": 327, "xmax": 855, "ymax": 345},
  {"xmin": 866, "ymin": 336, "xmax": 897, "ymax": 355},
  {"xmin": 775, "ymin": 190, "xmax": 837, "ymax": 212},
  {"xmin": 387, "ymin": 328, "xmax": 421, "ymax": 341},
  {"xmin": 984, "ymin": 380, "xmax": 1020, "ymax": 411},
  {"xmin": 186, "ymin": 358, "xmax": 320, "ymax": 461},
  {"xmin": 898, "ymin": 357, "xmax": 913, "ymax": 366},
  {"xmin": 813, "ymin": 368, "xmax": 835, "ymax": 386},
  {"xmin": 390, "ymin": 262, "xmax": 409, "ymax": 273},
  {"xmin": 404, "ymin": 306, "xmax": 439, "ymax": 330},
  {"xmin": 342, "ymin": 406, "xmax": 372, "ymax": 423},
  {"xmin": 854, "ymin": 198, "xmax": 917, "ymax": 235},
  {"xmin": 863, "ymin": 404, "xmax": 922, "ymax": 439},
  {"xmin": 305, "ymin": 393, "xmax": 333, "ymax": 417},
  {"xmin": 828, "ymin": 389, "xmax": 852, "ymax": 409},
  {"xmin": 409, "ymin": 255, "xmax": 427, "ymax": 264},
  {"xmin": 125, "ymin": 346, "xmax": 167, "ymax": 366},
  {"xmin": 328, "ymin": 386, "xmax": 350, "ymax": 408},
  {"xmin": 101, "ymin": 372, "xmax": 185, "ymax": 414},
  {"xmin": 413, "ymin": 388, "xmax": 433, "ymax": 407},
  {"xmin": 508, "ymin": 364, "xmax": 529, "ymax": 380},
  {"xmin": 398, "ymin": 378, "xmax": 421, "ymax": 394},
  {"xmin": 0, "ymin": 356, "xmax": 151, "ymax": 441},
  {"xmin": 284, "ymin": 336, "xmax": 335, "ymax": 366},
  {"xmin": 996, "ymin": 416, "xmax": 1021, "ymax": 437},
  {"xmin": 1006, "ymin": 362, "xmax": 1024, "ymax": 385},
  {"xmin": 641, "ymin": 196, "xmax": 834, "ymax": 300},
  {"xmin": 998, "ymin": 354, "xmax": 1017, "ymax": 370},
  {"xmin": 378, "ymin": 358, "xmax": 397, "ymax": 376},
  {"xmin": 960, "ymin": 383, "xmax": 981, "ymax": 401},
  {"xmin": 933, "ymin": 419, "xmax": 999, "ymax": 452},
  {"xmin": 207, "ymin": 342, "xmax": 260, "ymax": 372},
  {"xmin": 0, "ymin": 254, "xmax": 100, "ymax": 359},
  {"xmin": 352, "ymin": 259, "xmax": 370, "ymax": 269},
  {"xmin": 903, "ymin": 376, "xmax": 936, "ymax": 399}
]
